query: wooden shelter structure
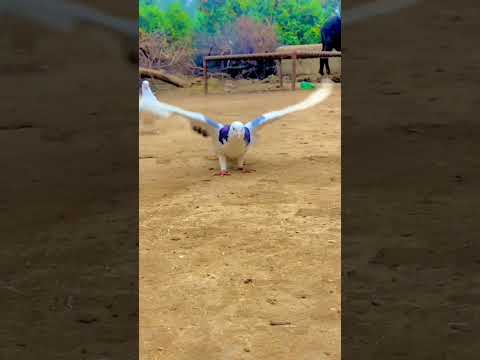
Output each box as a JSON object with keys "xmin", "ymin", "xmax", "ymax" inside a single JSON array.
[{"xmin": 203, "ymin": 51, "xmax": 341, "ymax": 94}]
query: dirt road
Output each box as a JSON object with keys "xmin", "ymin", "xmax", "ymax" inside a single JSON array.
[{"xmin": 140, "ymin": 82, "xmax": 341, "ymax": 360}]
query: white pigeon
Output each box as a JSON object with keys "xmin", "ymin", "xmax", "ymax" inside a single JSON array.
[{"xmin": 139, "ymin": 80, "xmax": 333, "ymax": 176}]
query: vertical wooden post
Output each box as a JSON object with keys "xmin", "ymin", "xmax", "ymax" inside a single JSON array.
[
  {"xmin": 291, "ymin": 52, "xmax": 297, "ymax": 91},
  {"xmin": 203, "ymin": 58, "xmax": 208, "ymax": 95},
  {"xmin": 278, "ymin": 58, "xmax": 283, "ymax": 88}
]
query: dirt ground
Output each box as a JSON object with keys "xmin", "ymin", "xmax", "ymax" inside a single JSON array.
[
  {"xmin": 2, "ymin": 2, "xmax": 138, "ymax": 358},
  {"xmin": 341, "ymin": 1, "xmax": 480, "ymax": 358},
  {"xmin": 140, "ymin": 81, "xmax": 341, "ymax": 360}
]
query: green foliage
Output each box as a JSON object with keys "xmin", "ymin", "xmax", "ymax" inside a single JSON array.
[
  {"xmin": 139, "ymin": 2, "xmax": 193, "ymax": 41},
  {"xmin": 275, "ymin": 0, "xmax": 330, "ymax": 45},
  {"xmin": 139, "ymin": 0, "xmax": 339, "ymax": 45},
  {"xmin": 166, "ymin": 2, "xmax": 193, "ymax": 41},
  {"xmin": 139, "ymin": 4, "xmax": 164, "ymax": 33}
]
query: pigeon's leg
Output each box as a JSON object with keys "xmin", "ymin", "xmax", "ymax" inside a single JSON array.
[
  {"xmin": 237, "ymin": 155, "xmax": 256, "ymax": 173},
  {"xmin": 214, "ymin": 155, "xmax": 231, "ymax": 176}
]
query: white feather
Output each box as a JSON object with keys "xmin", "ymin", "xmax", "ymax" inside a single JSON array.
[
  {"xmin": 343, "ymin": 0, "xmax": 419, "ymax": 26},
  {"xmin": 0, "ymin": 0, "xmax": 136, "ymax": 36},
  {"xmin": 245, "ymin": 80, "xmax": 333, "ymax": 132},
  {"xmin": 139, "ymin": 81, "xmax": 223, "ymax": 130}
]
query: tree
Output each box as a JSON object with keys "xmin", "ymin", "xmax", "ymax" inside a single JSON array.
[
  {"xmin": 165, "ymin": 2, "xmax": 193, "ymax": 41},
  {"xmin": 274, "ymin": 0, "xmax": 332, "ymax": 45},
  {"xmin": 139, "ymin": 2, "xmax": 193, "ymax": 41},
  {"xmin": 139, "ymin": 4, "xmax": 165, "ymax": 33},
  {"xmin": 140, "ymin": 0, "xmax": 339, "ymax": 45}
]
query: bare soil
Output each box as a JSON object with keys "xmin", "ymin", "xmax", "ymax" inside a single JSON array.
[
  {"xmin": 140, "ymin": 81, "xmax": 341, "ymax": 360},
  {"xmin": 2, "ymin": 3, "xmax": 138, "ymax": 358}
]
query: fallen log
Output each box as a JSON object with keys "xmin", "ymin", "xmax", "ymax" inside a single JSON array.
[{"xmin": 139, "ymin": 67, "xmax": 189, "ymax": 87}]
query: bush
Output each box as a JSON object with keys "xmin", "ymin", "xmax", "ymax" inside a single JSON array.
[
  {"xmin": 193, "ymin": 16, "xmax": 278, "ymax": 60},
  {"xmin": 233, "ymin": 17, "xmax": 278, "ymax": 54}
]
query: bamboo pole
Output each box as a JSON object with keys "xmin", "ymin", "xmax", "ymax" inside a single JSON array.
[
  {"xmin": 203, "ymin": 58, "xmax": 208, "ymax": 95},
  {"xmin": 291, "ymin": 52, "xmax": 297, "ymax": 91}
]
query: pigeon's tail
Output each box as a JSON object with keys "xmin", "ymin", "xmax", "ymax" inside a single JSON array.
[{"xmin": 191, "ymin": 125, "xmax": 209, "ymax": 137}]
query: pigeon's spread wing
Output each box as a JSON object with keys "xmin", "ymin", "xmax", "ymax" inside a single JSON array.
[
  {"xmin": 245, "ymin": 80, "xmax": 333, "ymax": 133},
  {"xmin": 1, "ymin": 0, "xmax": 420, "ymax": 37},
  {"xmin": 343, "ymin": 0, "xmax": 419, "ymax": 26},
  {"xmin": 139, "ymin": 81, "xmax": 223, "ymax": 135},
  {"xmin": 1, "ymin": 0, "xmax": 137, "ymax": 36}
]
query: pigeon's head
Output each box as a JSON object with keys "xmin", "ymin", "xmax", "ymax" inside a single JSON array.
[
  {"xmin": 141, "ymin": 80, "xmax": 151, "ymax": 95},
  {"xmin": 229, "ymin": 121, "xmax": 246, "ymax": 139}
]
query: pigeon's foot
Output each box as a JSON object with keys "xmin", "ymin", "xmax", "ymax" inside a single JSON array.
[
  {"xmin": 238, "ymin": 167, "xmax": 256, "ymax": 173},
  {"xmin": 214, "ymin": 171, "xmax": 231, "ymax": 177}
]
